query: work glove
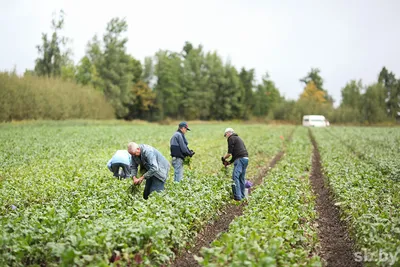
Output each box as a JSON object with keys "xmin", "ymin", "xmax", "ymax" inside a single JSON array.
[
  {"xmin": 189, "ymin": 150, "xmax": 195, "ymax": 157},
  {"xmin": 221, "ymin": 157, "xmax": 230, "ymax": 167}
]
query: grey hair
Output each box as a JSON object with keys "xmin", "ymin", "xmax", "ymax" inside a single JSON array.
[{"xmin": 128, "ymin": 142, "xmax": 139, "ymax": 153}]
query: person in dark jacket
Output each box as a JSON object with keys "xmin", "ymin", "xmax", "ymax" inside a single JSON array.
[
  {"xmin": 170, "ymin": 121, "xmax": 195, "ymax": 182},
  {"xmin": 222, "ymin": 128, "xmax": 249, "ymax": 201},
  {"xmin": 128, "ymin": 142, "xmax": 170, "ymax": 200}
]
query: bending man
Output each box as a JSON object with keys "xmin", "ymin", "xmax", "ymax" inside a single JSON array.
[{"xmin": 128, "ymin": 142, "xmax": 170, "ymax": 199}]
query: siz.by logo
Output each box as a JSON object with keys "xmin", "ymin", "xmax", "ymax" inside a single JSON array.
[{"xmin": 354, "ymin": 248, "xmax": 399, "ymax": 266}]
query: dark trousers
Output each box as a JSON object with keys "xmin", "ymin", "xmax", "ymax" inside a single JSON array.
[
  {"xmin": 111, "ymin": 163, "xmax": 131, "ymax": 179},
  {"xmin": 143, "ymin": 176, "xmax": 165, "ymax": 199}
]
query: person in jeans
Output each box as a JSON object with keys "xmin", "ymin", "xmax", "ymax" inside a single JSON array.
[
  {"xmin": 170, "ymin": 121, "xmax": 195, "ymax": 182},
  {"xmin": 107, "ymin": 150, "xmax": 132, "ymax": 179},
  {"xmin": 222, "ymin": 128, "xmax": 249, "ymax": 201},
  {"xmin": 128, "ymin": 142, "xmax": 170, "ymax": 199}
]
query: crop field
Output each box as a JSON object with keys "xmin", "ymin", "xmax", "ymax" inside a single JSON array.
[{"xmin": 0, "ymin": 121, "xmax": 399, "ymax": 266}]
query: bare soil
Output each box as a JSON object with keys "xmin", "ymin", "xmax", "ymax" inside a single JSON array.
[
  {"xmin": 309, "ymin": 130, "xmax": 362, "ymax": 267},
  {"xmin": 171, "ymin": 151, "xmax": 285, "ymax": 267}
]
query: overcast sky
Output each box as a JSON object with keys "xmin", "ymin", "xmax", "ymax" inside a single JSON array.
[{"xmin": 1, "ymin": 0, "xmax": 400, "ymax": 104}]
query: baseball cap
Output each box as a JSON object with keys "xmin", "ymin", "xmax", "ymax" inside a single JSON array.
[
  {"xmin": 179, "ymin": 121, "xmax": 191, "ymax": 131},
  {"xmin": 224, "ymin": 127, "xmax": 234, "ymax": 137}
]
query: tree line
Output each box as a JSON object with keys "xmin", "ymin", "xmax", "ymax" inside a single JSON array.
[{"xmin": 16, "ymin": 12, "xmax": 400, "ymax": 123}]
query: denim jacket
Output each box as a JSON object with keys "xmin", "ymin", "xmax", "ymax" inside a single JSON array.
[{"xmin": 131, "ymin": 144, "xmax": 170, "ymax": 182}]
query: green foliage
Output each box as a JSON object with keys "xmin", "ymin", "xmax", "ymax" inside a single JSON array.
[
  {"xmin": 98, "ymin": 18, "xmax": 133, "ymax": 118},
  {"xmin": 0, "ymin": 122, "xmax": 291, "ymax": 266},
  {"xmin": 34, "ymin": 10, "xmax": 71, "ymax": 78},
  {"xmin": 211, "ymin": 63, "xmax": 244, "ymax": 120},
  {"xmin": 341, "ymin": 80, "xmax": 363, "ymax": 108},
  {"xmin": 182, "ymin": 41, "xmax": 194, "ymax": 58},
  {"xmin": 141, "ymin": 57, "xmax": 154, "ymax": 84},
  {"xmin": 154, "ymin": 50, "xmax": 184, "ymax": 119},
  {"xmin": 13, "ymin": 9, "xmax": 400, "ymax": 124},
  {"xmin": 60, "ymin": 63, "xmax": 76, "ymax": 82},
  {"xmin": 0, "ymin": 72, "xmax": 114, "ymax": 121},
  {"xmin": 153, "ymin": 44, "xmax": 249, "ymax": 121},
  {"xmin": 378, "ymin": 67, "xmax": 400, "ymax": 121},
  {"xmin": 337, "ymin": 80, "xmax": 364, "ymax": 123},
  {"xmin": 253, "ymin": 73, "xmax": 282, "ymax": 117},
  {"xmin": 312, "ymin": 127, "xmax": 400, "ymax": 266},
  {"xmin": 79, "ymin": 18, "xmax": 143, "ymax": 119},
  {"xmin": 239, "ymin": 68, "xmax": 256, "ymax": 119},
  {"xmin": 362, "ymin": 83, "xmax": 387, "ymax": 123},
  {"xmin": 75, "ymin": 56, "xmax": 100, "ymax": 87},
  {"xmin": 125, "ymin": 81, "xmax": 157, "ymax": 120},
  {"xmin": 183, "ymin": 156, "xmax": 192, "ymax": 169},
  {"xmin": 180, "ymin": 45, "xmax": 210, "ymax": 120},
  {"xmin": 127, "ymin": 184, "xmax": 142, "ymax": 196},
  {"xmin": 199, "ymin": 127, "xmax": 321, "ymax": 266},
  {"xmin": 129, "ymin": 56, "xmax": 143, "ymax": 84}
]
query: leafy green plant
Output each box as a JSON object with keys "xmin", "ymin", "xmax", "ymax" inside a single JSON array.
[
  {"xmin": 312, "ymin": 127, "xmax": 400, "ymax": 266},
  {"xmin": 183, "ymin": 156, "xmax": 192, "ymax": 169},
  {"xmin": 0, "ymin": 122, "xmax": 293, "ymax": 266},
  {"xmin": 199, "ymin": 127, "xmax": 321, "ymax": 266},
  {"xmin": 127, "ymin": 184, "xmax": 142, "ymax": 196}
]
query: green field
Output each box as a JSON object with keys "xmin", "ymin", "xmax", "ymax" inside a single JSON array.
[{"xmin": 0, "ymin": 122, "xmax": 399, "ymax": 266}]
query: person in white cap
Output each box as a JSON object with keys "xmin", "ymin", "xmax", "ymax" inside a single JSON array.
[
  {"xmin": 222, "ymin": 128, "xmax": 249, "ymax": 201},
  {"xmin": 128, "ymin": 142, "xmax": 170, "ymax": 200}
]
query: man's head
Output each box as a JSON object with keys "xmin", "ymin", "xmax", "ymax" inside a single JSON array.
[
  {"xmin": 178, "ymin": 121, "xmax": 191, "ymax": 134},
  {"xmin": 128, "ymin": 142, "xmax": 140, "ymax": 156},
  {"xmin": 224, "ymin": 128, "xmax": 234, "ymax": 138}
]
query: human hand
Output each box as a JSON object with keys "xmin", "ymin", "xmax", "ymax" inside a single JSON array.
[
  {"xmin": 133, "ymin": 177, "xmax": 142, "ymax": 185},
  {"xmin": 139, "ymin": 176, "xmax": 145, "ymax": 184},
  {"xmin": 221, "ymin": 157, "xmax": 230, "ymax": 167}
]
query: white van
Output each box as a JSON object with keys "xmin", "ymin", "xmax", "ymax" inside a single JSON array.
[{"xmin": 302, "ymin": 115, "xmax": 329, "ymax": 127}]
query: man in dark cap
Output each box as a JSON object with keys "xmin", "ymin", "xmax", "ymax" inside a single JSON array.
[{"xmin": 170, "ymin": 121, "xmax": 195, "ymax": 182}]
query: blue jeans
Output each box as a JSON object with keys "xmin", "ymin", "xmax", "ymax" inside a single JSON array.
[
  {"xmin": 232, "ymin": 157, "xmax": 249, "ymax": 200},
  {"xmin": 171, "ymin": 157, "xmax": 184, "ymax": 182},
  {"xmin": 143, "ymin": 176, "xmax": 165, "ymax": 199}
]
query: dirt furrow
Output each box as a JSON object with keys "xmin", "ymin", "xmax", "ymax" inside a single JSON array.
[
  {"xmin": 309, "ymin": 129, "xmax": 362, "ymax": 267},
  {"xmin": 170, "ymin": 150, "xmax": 284, "ymax": 267}
]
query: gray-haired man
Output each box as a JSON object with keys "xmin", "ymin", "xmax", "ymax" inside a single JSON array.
[
  {"xmin": 128, "ymin": 142, "xmax": 170, "ymax": 199},
  {"xmin": 222, "ymin": 128, "xmax": 249, "ymax": 201}
]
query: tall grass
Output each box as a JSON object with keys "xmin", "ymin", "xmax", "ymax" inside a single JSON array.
[{"xmin": 0, "ymin": 72, "xmax": 115, "ymax": 121}]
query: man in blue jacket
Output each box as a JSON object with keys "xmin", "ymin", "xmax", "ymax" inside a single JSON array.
[
  {"xmin": 107, "ymin": 150, "xmax": 132, "ymax": 179},
  {"xmin": 128, "ymin": 142, "xmax": 170, "ymax": 199},
  {"xmin": 170, "ymin": 121, "xmax": 195, "ymax": 182}
]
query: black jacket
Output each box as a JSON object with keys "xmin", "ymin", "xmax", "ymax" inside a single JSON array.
[{"xmin": 227, "ymin": 133, "xmax": 248, "ymax": 163}]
